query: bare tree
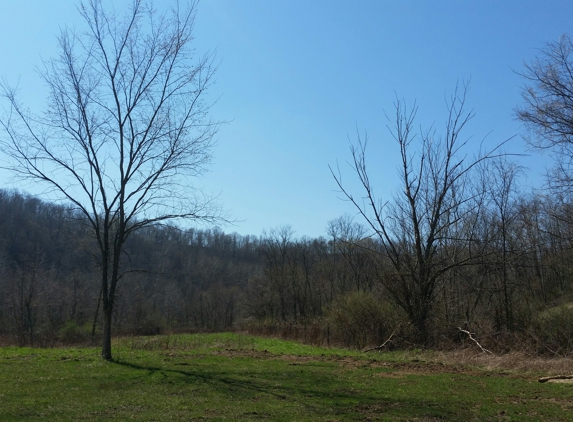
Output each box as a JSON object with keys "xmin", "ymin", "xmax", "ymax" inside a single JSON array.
[
  {"xmin": 517, "ymin": 34, "xmax": 573, "ymax": 302},
  {"xmin": 332, "ymin": 84, "xmax": 506, "ymax": 344},
  {"xmin": 0, "ymin": 0, "xmax": 222, "ymax": 360},
  {"xmin": 7, "ymin": 252, "xmax": 46, "ymax": 347},
  {"xmin": 482, "ymin": 156, "xmax": 523, "ymax": 330},
  {"xmin": 327, "ymin": 215, "xmax": 372, "ymax": 292},
  {"xmin": 517, "ymin": 34, "xmax": 573, "ymax": 195}
]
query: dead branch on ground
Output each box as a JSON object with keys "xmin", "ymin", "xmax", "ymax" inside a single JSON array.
[
  {"xmin": 457, "ymin": 327, "xmax": 493, "ymax": 355},
  {"xmin": 539, "ymin": 375, "xmax": 573, "ymax": 383},
  {"xmin": 363, "ymin": 324, "xmax": 401, "ymax": 353}
]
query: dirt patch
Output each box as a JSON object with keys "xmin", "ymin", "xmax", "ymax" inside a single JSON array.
[
  {"xmin": 170, "ymin": 348, "xmax": 573, "ymax": 381},
  {"xmin": 214, "ymin": 349, "xmax": 278, "ymax": 360},
  {"xmin": 209, "ymin": 349, "xmax": 500, "ymax": 377}
]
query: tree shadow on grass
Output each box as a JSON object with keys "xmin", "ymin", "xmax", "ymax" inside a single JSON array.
[{"xmin": 112, "ymin": 358, "xmax": 469, "ymax": 420}]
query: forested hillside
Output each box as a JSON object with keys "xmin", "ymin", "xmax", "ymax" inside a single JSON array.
[
  {"xmin": 1, "ymin": 189, "xmax": 573, "ymax": 355},
  {"xmin": 0, "ymin": 189, "xmax": 259, "ymax": 344}
]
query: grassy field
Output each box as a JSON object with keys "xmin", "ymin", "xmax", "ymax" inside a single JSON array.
[{"xmin": 1, "ymin": 333, "xmax": 572, "ymax": 421}]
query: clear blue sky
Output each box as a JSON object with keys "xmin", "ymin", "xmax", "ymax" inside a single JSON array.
[{"xmin": 1, "ymin": 1, "xmax": 571, "ymax": 238}]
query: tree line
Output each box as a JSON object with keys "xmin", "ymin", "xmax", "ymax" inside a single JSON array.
[{"xmin": 1, "ymin": 182, "xmax": 573, "ymax": 355}]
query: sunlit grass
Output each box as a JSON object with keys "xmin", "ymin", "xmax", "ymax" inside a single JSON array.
[{"xmin": 1, "ymin": 333, "xmax": 572, "ymax": 421}]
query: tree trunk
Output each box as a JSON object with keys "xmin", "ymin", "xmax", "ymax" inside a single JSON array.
[
  {"xmin": 411, "ymin": 305, "xmax": 431, "ymax": 346},
  {"xmin": 92, "ymin": 287, "xmax": 102, "ymax": 341},
  {"xmin": 102, "ymin": 305, "xmax": 113, "ymax": 361}
]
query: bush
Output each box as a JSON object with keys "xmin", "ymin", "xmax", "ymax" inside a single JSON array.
[
  {"xmin": 58, "ymin": 320, "xmax": 91, "ymax": 344},
  {"xmin": 326, "ymin": 291, "xmax": 404, "ymax": 349},
  {"xmin": 531, "ymin": 304, "xmax": 573, "ymax": 356}
]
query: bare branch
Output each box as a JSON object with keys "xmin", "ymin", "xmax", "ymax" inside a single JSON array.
[{"xmin": 457, "ymin": 327, "xmax": 493, "ymax": 355}]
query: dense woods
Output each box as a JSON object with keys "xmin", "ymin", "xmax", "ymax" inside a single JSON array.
[{"xmin": 1, "ymin": 186, "xmax": 573, "ymax": 355}]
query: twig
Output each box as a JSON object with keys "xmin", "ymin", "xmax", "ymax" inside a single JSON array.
[{"xmin": 457, "ymin": 327, "xmax": 493, "ymax": 355}]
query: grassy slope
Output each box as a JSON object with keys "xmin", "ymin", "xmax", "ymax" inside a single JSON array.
[{"xmin": 0, "ymin": 333, "xmax": 572, "ymax": 421}]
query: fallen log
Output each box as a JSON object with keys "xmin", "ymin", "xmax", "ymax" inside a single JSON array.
[{"xmin": 538, "ymin": 375, "xmax": 573, "ymax": 383}]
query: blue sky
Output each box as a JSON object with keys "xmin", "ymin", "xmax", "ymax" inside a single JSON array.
[{"xmin": 1, "ymin": 1, "xmax": 572, "ymax": 238}]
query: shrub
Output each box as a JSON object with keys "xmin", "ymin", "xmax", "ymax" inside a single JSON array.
[
  {"xmin": 58, "ymin": 320, "xmax": 91, "ymax": 344},
  {"xmin": 326, "ymin": 291, "xmax": 404, "ymax": 349},
  {"xmin": 531, "ymin": 304, "xmax": 573, "ymax": 356}
]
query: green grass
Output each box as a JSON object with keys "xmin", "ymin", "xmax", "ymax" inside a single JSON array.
[{"xmin": 1, "ymin": 333, "xmax": 572, "ymax": 421}]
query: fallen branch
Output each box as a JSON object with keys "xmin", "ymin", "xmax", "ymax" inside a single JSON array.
[
  {"xmin": 539, "ymin": 375, "xmax": 573, "ymax": 383},
  {"xmin": 363, "ymin": 325, "xmax": 400, "ymax": 353},
  {"xmin": 457, "ymin": 327, "xmax": 493, "ymax": 355}
]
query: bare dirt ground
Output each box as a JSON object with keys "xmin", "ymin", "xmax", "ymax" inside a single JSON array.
[{"xmin": 211, "ymin": 348, "xmax": 573, "ymax": 383}]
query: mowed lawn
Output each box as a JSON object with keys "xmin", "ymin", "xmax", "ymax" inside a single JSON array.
[{"xmin": 1, "ymin": 333, "xmax": 572, "ymax": 421}]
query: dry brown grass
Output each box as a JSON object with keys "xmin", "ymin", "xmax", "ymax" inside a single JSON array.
[{"xmin": 410, "ymin": 348, "xmax": 573, "ymax": 377}]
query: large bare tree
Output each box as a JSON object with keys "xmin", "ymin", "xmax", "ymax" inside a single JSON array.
[
  {"xmin": 332, "ymin": 84, "xmax": 507, "ymax": 344},
  {"xmin": 517, "ymin": 34, "xmax": 573, "ymax": 195},
  {"xmin": 0, "ymin": 0, "xmax": 222, "ymax": 360}
]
